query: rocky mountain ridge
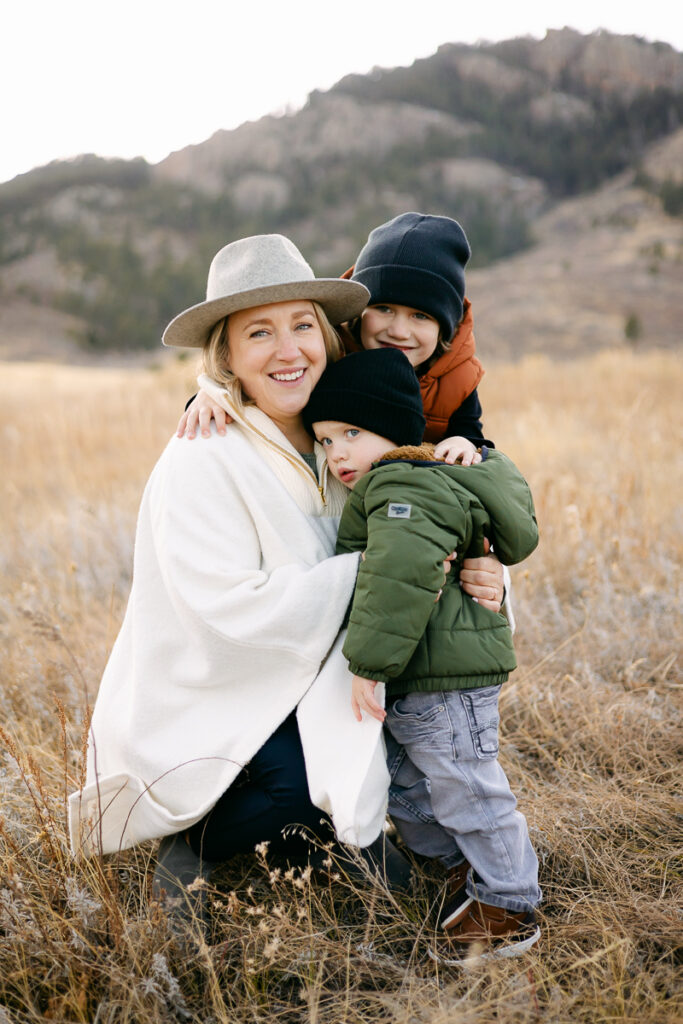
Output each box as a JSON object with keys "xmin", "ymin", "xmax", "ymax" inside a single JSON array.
[{"xmin": 0, "ymin": 28, "xmax": 681, "ymax": 362}]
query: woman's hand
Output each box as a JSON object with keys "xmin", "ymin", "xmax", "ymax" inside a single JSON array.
[
  {"xmin": 434, "ymin": 436, "xmax": 482, "ymax": 466},
  {"xmin": 459, "ymin": 538, "xmax": 504, "ymax": 612},
  {"xmin": 176, "ymin": 389, "xmax": 231, "ymax": 439},
  {"xmin": 351, "ymin": 675, "xmax": 386, "ymax": 723}
]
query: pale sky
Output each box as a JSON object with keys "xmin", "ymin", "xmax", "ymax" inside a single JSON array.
[{"xmin": 3, "ymin": 0, "xmax": 681, "ymax": 185}]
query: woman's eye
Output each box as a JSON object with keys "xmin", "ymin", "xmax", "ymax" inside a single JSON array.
[
  {"xmin": 346, "ymin": 429, "xmax": 360, "ymax": 439},
  {"xmin": 321, "ymin": 437, "xmax": 331, "ymax": 447},
  {"xmin": 295, "ymin": 321, "xmax": 313, "ymax": 331},
  {"xmin": 249, "ymin": 328, "xmax": 269, "ymax": 338}
]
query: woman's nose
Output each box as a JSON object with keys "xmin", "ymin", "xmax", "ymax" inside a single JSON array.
[{"xmin": 277, "ymin": 331, "xmax": 300, "ymax": 360}]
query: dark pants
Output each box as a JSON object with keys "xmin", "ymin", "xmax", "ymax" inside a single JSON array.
[{"xmin": 187, "ymin": 712, "xmax": 332, "ymax": 861}]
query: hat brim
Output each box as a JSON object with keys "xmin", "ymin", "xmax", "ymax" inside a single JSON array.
[{"xmin": 162, "ymin": 279, "xmax": 369, "ymax": 348}]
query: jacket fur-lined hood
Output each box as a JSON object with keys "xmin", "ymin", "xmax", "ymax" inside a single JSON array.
[{"xmin": 377, "ymin": 442, "xmax": 487, "ymax": 465}]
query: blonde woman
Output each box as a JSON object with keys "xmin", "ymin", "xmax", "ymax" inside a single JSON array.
[{"xmin": 69, "ymin": 234, "xmax": 411, "ymax": 928}]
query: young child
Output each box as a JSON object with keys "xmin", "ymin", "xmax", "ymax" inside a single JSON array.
[{"xmin": 303, "ymin": 347, "xmax": 542, "ymax": 963}]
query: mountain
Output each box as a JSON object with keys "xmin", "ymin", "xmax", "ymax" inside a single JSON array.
[{"xmin": 0, "ymin": 28, "xmax": 681, "ymax": 361}]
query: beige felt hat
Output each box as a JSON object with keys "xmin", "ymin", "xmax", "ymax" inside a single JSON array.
[{"xmin": 162, "ymin": 234, "xmax": 370, "ymax": 348}]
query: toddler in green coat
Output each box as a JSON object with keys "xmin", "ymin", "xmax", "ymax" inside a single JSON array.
[{"xmin": 303, "ymin": 347, "xmax": 542, "ymax": 964}]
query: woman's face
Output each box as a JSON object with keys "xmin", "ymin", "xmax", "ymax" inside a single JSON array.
[
  {"xmin": 359, "ymin": 303, "xmax": 440, "ymax": 368},
  {"xmin": 227, "ymin": 300, "xmax": 327, "ymax": 427}
]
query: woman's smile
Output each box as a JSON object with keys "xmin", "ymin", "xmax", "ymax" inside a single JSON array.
[{"xmin": 270, "ymin": 368, "xmax": 306, "ymax": 382}]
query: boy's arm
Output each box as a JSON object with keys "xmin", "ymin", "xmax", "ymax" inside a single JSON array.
[
  {"xmin": 470, "ymin": 451, "xmax": 539, "ymax": 565},
  {"xmin": 440, "ymin": 451, "xmax": 538, "ymax": 566},
  {"xmin": 445, "ymin": 390, "xmax": 495, "ymax": 448},
  {"xmin": 340, "ymin": 471, "xmax": 465, "ymax": 682}
]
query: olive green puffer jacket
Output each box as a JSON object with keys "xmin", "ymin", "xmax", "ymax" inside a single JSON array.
[{"xmin": 335, "ymin": 446, "xmax": 539, "ymax": 696}]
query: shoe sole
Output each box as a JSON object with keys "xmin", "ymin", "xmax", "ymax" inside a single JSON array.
[
  {"xmin": 440, "ymin": 895, "xmax": 473, "ymax": 930},
  {"xmin": 427, "ymin": 925, "xmax": 541, "ymax": 966}
]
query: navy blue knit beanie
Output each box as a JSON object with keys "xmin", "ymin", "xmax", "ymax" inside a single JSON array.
[
  {"xmin": 351, "ymin": 212, "xmax": 471, "ymax": 339},
  {"xmin": 303, "ymin": 349, "xmax": 426, "ymax": 447}
]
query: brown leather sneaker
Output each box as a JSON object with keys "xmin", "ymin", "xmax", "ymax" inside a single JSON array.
[
  {"xmin": 429, "ymin": 900, "xmax": 540, "ymax": 964},
  {"xmin": 438, "ymin": 860, "xmax": 471, "ymax": 929}
]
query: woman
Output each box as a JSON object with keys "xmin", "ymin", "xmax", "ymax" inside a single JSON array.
[{"xmin": 68, "ymin": 234, "xmax": 408, "ymax": 925}]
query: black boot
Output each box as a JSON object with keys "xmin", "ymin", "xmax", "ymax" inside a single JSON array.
[
  {"xmin": 152, "ymin": 832, "xmax": 214, "ymax": 934},
  {"xmin": 310, "ymin": 832, "xmax": 413, "ymax": 892},
  {"xmin": 357, "ymin": 833, "xmax": 414, "ymax": 891}
]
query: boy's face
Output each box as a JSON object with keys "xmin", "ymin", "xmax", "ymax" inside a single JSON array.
[
  {"xmin": 312, "ymin": 421, "xmax": 395, "ymax": 489},
  {"xmin": 360, "ymin": 303, "xmax": 440, "ymax": 368}
]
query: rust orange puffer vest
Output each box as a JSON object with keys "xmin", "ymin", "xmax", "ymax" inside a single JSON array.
[{"xmin": 418, "ymin": 299, "xmax": 484, "ymax": 442}]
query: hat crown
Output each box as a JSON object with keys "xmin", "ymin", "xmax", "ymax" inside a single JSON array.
[
  {"xmin": 162, "ymin": 232, "xmax": 369, "ymax": 348},
  {"xmin": 207, "ymin": 234, "xmax": 315, "ymax": 301},
  {"xmin": 351, "ymin": 212, "xmax": 471, "ymax": 340},
  {"xmin": 355, "ymin": 212, "xmax": 470, "ymax": 276}
]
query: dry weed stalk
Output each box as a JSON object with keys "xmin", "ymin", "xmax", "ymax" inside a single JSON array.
[{"xmin": 0, "ymin": 351, "xmax": 680, "ymax": 1022}]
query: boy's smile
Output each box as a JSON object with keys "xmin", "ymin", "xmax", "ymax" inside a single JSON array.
[{"xmin": 312, "ymin": 421, "xmax": 395, "ymax": 489}]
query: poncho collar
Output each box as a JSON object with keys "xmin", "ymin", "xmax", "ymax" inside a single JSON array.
[{"xmin": 197, "ymin": 373, "xmax": 348, "ymax": 517}]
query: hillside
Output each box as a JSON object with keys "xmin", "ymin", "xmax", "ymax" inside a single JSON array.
[
  {"xmin": 468, "ymin": 159, "xmax": 683, "ymax": 357},
  {"xmin": 0, "ymin": 28, "xmax": 681, "ymax": 361}
]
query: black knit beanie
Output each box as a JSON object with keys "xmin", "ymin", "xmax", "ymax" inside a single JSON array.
[
  {"xmin": 351, "ymin": 212, "xmax": 471, "ymax": 339},
  {"xmin": 303, "ymin": 349, "xmax": 426, "ymax": 447}
]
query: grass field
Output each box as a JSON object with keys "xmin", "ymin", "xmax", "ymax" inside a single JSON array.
[{"xmin": 0, "ymin": 350, "xmax": 681, "ymax": 1023}]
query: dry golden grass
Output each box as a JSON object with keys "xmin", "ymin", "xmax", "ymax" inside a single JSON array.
[{"xmin": 0, "ymin": 350, "xmax": 681, "ymax": 1023}]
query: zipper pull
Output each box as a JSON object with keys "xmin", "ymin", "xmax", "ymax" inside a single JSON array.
[{"xmin": 317, "ymin": 452, "xmax": 328, "ymax": 507}]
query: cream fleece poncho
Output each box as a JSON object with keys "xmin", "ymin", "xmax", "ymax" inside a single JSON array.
[{"xmin": 68, "ymin": 376, "xmax": 389, "ymax": 856}]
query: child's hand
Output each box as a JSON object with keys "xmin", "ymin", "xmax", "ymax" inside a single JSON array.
[
  {"xmin": 433, "ymin": 436, "xmax": 481, "ymax": 466},
  {"xmin": 177, "ymin": 389, "xmax": 232, "ymax": 439},
  {"xmin": 351, "ymin": 676, "xmax": 386, "ymax": 723},
  {"xmin": 435, "ymin": 550, "xmax": 456, "ymax": 602}
]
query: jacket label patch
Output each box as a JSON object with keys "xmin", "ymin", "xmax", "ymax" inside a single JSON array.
[{"xmin": 388, "ymin": 502, "xmax": 412, "ymax": 519}]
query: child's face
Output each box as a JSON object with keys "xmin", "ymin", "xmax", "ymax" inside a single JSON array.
[
  {"xmin": 359, "ymin": 303, "xmax": 440, "ymax": 368},
  {"xmin": 312, "ymin": 421, "xmax": 395, "ymax": 489}
]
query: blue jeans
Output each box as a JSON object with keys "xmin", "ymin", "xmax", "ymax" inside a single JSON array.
[
  {"xmin": 385, "ymin": 686, "xmax": 541, "ymax": 912},
  {"xmin": 187, "ymin": 712, "xmax": 332, "ymax": 861}
]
